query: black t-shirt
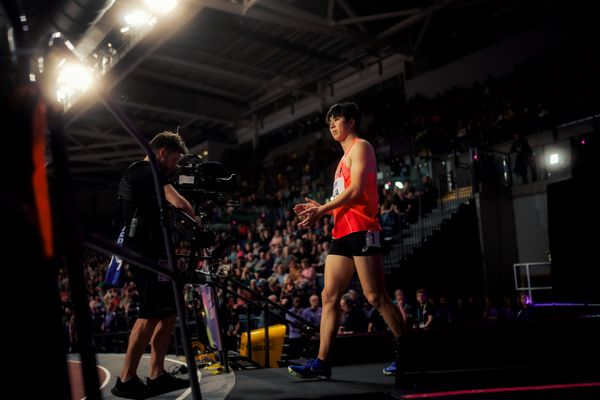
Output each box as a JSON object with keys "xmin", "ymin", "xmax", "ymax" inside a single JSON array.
[
  {"xmin": 367, "ymin": 307, "xmax": 387, "ymax": 332},
  {"xmin": 119, "ymin": 161, "xmax": 168, "ymax": 257},
  {"xmin": 341, "ymin": 307, "xmax": 369, "ymax": 333},
  {"xmin": 416, "ymin": 303, "xmax": 436, "ymax": 328}
]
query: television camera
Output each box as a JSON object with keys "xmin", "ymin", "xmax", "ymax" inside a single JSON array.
[
  {"xmin": 171, "ymin": 154, "xmax": 237, "ymax": 203},
  {"xmin": 169, "ymin": 155, "xmax": 237, "ymax": 278}
]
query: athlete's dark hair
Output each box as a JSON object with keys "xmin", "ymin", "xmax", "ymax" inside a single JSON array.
[{"xmin": 326, "ymin": 102, "xmax": 361, "ymax": 129}]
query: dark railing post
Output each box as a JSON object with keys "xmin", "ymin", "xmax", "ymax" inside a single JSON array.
[
  {"xmin": 194, "ymin": 301, "xmax": 203, "ymax": 348},
  {"xmin": 174, "ymin": 321, "xmax": 180, "ymax": 357},
  {"xmin": 417, "ymin": 195, "xmax": 423, "ymax": 244},
  {"xmin": 506, "ymin": 154, "xmax": 514, "ymax": 187},
  {"xmin": 470, "ymin": 155, "xmax": 478, "ymax": 194},
  {"xmin": 48, "ymin": 110, "xmax": 101, "ymax": 400},
  {"xmin": 246, "ymin": 304, "xmax": 252, "ymax": 361},
  {"xmin": 438, "ymin": 173, "xmax": 442, "ymax": 211},
  {"xmin": 216, "ymin": 284, "xmax": 230, "ymax": 374},
  {"xmin": 263, "ymin": 302, "xmax": 270, "ymax": 368}
]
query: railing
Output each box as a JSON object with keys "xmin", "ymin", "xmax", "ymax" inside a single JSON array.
[
  {"xmin": 513, "ymin": 262, "xmax": 552, "ymax": 303},
  {"xmin": 383, "ymin": 162, "xmax": 473, "ymax": 272},
  {"xmin": 214, "ymin": 276, "xmax": 319, "ymax": 368}
]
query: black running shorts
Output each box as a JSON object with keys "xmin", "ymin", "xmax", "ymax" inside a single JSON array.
[{"xmin": 328, "ymin": 230, "xmax": 382, "ymax": 259}]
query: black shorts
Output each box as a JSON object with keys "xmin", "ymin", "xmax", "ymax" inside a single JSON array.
[
  {"xmin": 129, "ymin": 261, "xmax": 177, "ymax": 319},
  {"xmin": 126, "ymin": 234, "xmax": 177, "ymax": 319},
  {"xmin": 329, "ymin": 231, "xmax": 383, "ymax": 259}
]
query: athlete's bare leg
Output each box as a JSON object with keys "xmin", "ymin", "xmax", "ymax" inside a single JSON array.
[
  {"xmin": 318, "ymin": 255, "xmax": 356, "ymax": 362},
  {"xmin": 354, "ymin": 255, "xmax": 407, "ymax": 337}
]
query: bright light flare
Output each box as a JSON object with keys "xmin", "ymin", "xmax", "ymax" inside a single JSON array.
[
  {"xmin": 124, "ymin": 10, "xmax": 153, "ymax": 26},
  {"xmin": 56, "ymin": 62, "xmax": 94, "ymax": 103},
  {"xmin": 145, "ymin": 0, "xmax": 178, "ymax": 14}
]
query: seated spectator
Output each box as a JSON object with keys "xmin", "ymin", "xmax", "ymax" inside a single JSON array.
[
  {"xmin": 380, "ymin": 199, "xmax": 401, "ymax": 237},
  {"xmin": 482, "ymin": 294, "xmax": 499, "ymax": 322},
  {"xmin": 244, "ymin": 252, "xmax": 258, "ymax": 271},
  {"xmin": 338, "ymin": 294, "xmax": 368, "ymax": 334},
  {"xmin": 256, "ymin": 278, "xmax": 271, "ymax": 297},
  {"xmin": 366, "ymin": 302, "xmax": 387, "ymax": 333},
  {"xmin": 434, "ymin": 295, "xmax": 452, "ymax": 327},
  {"xmin": 300, "ymin": 258, "xmax": 316, "ymax": 289},
  {"xmin": 501, "ymin": 295, "xmax": 517, "ymax": 321},
  {"xmin": 269, "ymin": 230, "xmax": 283, "ymax": 249},
  {"xmin": 280, "ymin": 275, "xmax": 296, "ymax": 302},
  {"xmin": 267, "ymin": 294, "xmax": 284, "ymax": 319},
  {"xmin": 301, "ymin": 294, "xmax": 322, "ymax": 333},
  {"xmin": 317, "ymin": 241, "xmax": 329, "ymax": 268},
  {"xmin": 253, "ymin": 251, "xmax": 272, "ymax": 278},
  {"xmin": 270, "ymin": 263, "xmax": 287, "ymax": 286},
  {"xmin": 286, "ymin": 296, "xmax": 305, "ymax": 359},
  {"xmin": 414, "ymin": 288, "xmax": 436, "ymax": 329},
  {"xmin": 516, "ymin": 291, "xmax": 536, "ymax": 321},
  {"xmin": 393, "ymin": 289, "xmax": 413, "ymax": 326}
]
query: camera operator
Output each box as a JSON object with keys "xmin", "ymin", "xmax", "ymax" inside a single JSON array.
[{"xmin": 111, "ymin": 131, "xmax": 195, "ymax": 398}]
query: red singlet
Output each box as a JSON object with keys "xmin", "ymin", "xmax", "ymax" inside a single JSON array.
[{"xmin": 331, "ymin": 138, "xmax": 382, "ymax": 239}]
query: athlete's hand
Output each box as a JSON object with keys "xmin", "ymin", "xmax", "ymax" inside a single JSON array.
[
  {"xmin": 294, "ymin": 197, "xmax": 321, "ymax": 215},
  {"xmin": 298, "ymin": 204, "xmax": 324, "ymax": 229}
]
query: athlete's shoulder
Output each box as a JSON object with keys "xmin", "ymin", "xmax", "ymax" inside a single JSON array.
[
  {"xmin": 357, "ymin": 138, "xmax": 373, "ymax": 147},
  {"xmin": 351, "ymin": 138, "xmax": 375, "ymax": 155}
]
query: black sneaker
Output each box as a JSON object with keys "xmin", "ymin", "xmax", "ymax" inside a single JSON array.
[
  {"xmin": 146, "ymin": 372, "xmax": 190, "ymax": 396},
  {"xmin": 111, "ymin": 376, "xmax": 148, "ymax": 399}
]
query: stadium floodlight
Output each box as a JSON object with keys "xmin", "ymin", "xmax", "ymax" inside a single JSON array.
[
  {"xmin": 124, "ymin": 10, "xmax": 153, "ymax": 27},
  {"xmin": 145, "ymin": 0, "xmax": 178, "ymax": 14},
  {"xmin": 55, "ymin": 61, "xmax": 94, "ymax": 104}
]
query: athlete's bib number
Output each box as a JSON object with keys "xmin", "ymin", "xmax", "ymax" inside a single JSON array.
[{"xmin": 332, "ymin": 176, "xmax": 345, "ymax": 200}]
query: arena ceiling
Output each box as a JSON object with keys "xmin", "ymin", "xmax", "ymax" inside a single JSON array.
[{"xmin": 3, "ymin": 0, "xmax": 544, "ymax": 176}]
